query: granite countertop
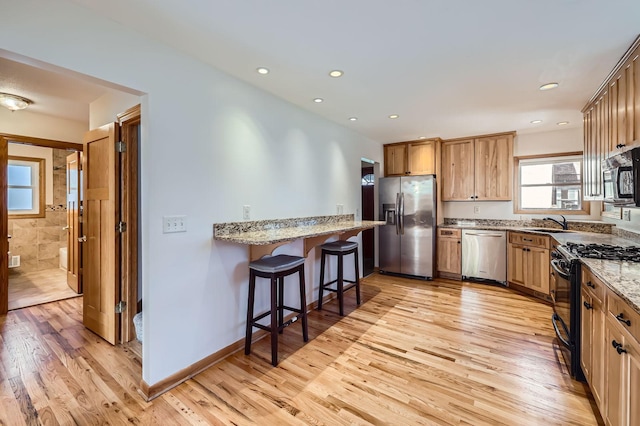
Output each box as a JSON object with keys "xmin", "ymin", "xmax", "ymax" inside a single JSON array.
[{"xmin": 214, "ymin": 215, "xmax": 385, "ymax": 245}]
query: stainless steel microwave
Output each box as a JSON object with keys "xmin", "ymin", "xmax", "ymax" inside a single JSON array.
[{"xmin": 602, "ymin": 146, "xmax": 640, "ymax": 206}]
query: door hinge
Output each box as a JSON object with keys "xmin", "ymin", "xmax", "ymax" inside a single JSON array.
[
  {"xmin": 117, "ymin": 221, "xmax": 127, "ymax": 233},
  {"xmin": 116, "ymin": 141, "xmax": 127, "ymax": 153},
  {"xmin": 115, "ymin": 301, "xmax": 126, "ymax": 314}
]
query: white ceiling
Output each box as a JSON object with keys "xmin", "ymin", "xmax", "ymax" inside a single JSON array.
[{"xmin": 3, "ymin": 0, "xmax": 640, "ymax": 142}]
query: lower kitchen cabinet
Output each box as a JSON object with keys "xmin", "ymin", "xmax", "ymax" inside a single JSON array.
[
  {"xmin": 507, "ymin": 232, "xmax": 550, "ymax": 295},
  {"xmin": 580, "ymin": 269, "xmax": 605, "ymax": 410},
  {"xmin": 604, "ymin": 289, "xmax": 640, "ymax": 426},
  {"xmin": 437, "ymin": 228, "xmax": 461, "ymax": 279}
]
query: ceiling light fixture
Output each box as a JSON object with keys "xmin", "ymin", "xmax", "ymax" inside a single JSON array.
[
  {"xmin": 388, "ymin": 114, "xmax": 399, "ymax": 119},
  {"xmin": 349, "ymin": 117, "xmax": 358, "ymax": 121},
  {"xmin": 557, "ymin": 121, "xmax": 569, "ymax": 126},
  {"xmin": 530, "ymin": 120, "xmax": 543, "ymax": 124},
  {"xmin": 256, "ymin": 67, "xmax": 270, "ymax": 75},
  {"xmin": 313, "ymin": 98, "xmax": 323, "ymax": 103},
  {"xmin": 329, "ymin": 70, "xmax": 343, "ymax": 78},
  {"xmin": 539, "ymin": 82, "xmax": 559, "ymax": 91},
  {"xmin": 419, "ymin": 136, "xmax": 427, "ymax": 140},
  {"xmin": 0, "ymin": 93, "xmax": 33, "ymax": 111}
]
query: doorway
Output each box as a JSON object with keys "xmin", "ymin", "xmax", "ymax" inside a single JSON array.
[
  {"xmin": 361, "ymin": 160, "xmax": 375, "ymax": 277},
  {"xmin": 4, "ymin": 135, "xmax": 83, "ymax": 310}
]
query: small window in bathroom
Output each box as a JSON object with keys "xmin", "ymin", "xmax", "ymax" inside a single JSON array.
[{"xmin": 8, "ymin": 156, "xmax": 45, "ymax": 218}]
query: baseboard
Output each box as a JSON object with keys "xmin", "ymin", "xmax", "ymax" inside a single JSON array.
[{"xmin": 138, "ymin": 295, "xmax": 336, "ymax": 401}]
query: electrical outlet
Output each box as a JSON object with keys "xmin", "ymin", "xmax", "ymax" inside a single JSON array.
[
  {"xmin": 163, "ymin": 215, "xmax": 187, "ymax": 233},
  {"xmin": 243, "ymin": 205, "xmax": 251, "ymax": 220},
  {"xmin": 623, "ymin": 209, "xmax": 631, "ymax": 221},
  {"xmin": 336, "ymin": 204, "xmax": 344, "ymax": 214},
  {"xmin": 473, "ymin": 205, "xmax": 480, "ymax": 214}
]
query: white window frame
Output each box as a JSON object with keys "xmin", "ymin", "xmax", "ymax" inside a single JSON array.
[
  {"xmin": 514, "ymin": 152, "xmax": 590, "ymax": 215},
  {"xmin": 8, "ymin": 155, "xmax": 45, "ymax": 218}
]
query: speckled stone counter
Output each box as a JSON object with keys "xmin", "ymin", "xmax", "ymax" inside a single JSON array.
[
  {"xmin": 441, "ymin": 218, "xmax": 616, "ymax": 235},
  {"xmin": 580, "ymin": 258, "xmax": 640, "ymax": 315},
  {"xmin": 214, "ymin": 215, "xmax": 385, "ymax": 260}
]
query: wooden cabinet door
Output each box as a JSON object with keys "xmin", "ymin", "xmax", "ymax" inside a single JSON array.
[
  {"xmin": 635, "ymin": 55, "xmax": 640, "ymax": 144},
  {"xmin": 437, "ymin": 236, "xmax": 461, "ymax": 275},
  {"xmin": 407, "ymin": 141, "xmax": 435, "ymax": 175},
  {"xmin": 441, "ymin": 139, "xmax": 474, "ymax": 200},
  {"xmin": 474, "ymin": 134, "xmax": 513, "ymax": 200},
  {"xmin": 507, "ymin": 244, "xmax": 525, "ymax": 286},
  {"xmin": 581, "ymin": 290, "xmax": 593, "ymax": 383},
  {"xmin": 526, "ymin": 247, "xmax": 549, "ymax": 294},
  {"xmin": 628, "ymin": 337, "xmax": 640, "ymax": 426},
  {"xmin": 384, "ymin": 144, "xmax": 406, "ymax": 176},
  {"xmin": 605, "ymin": 316, "xmax": 625, "ymax": 426},
  {"xmin": 591, "ymin": 296, "xmax": 606, "ymax": 410}
]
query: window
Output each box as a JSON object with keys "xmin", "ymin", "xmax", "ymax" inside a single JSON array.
[
  {"xmin": 8, "ymin": 156, "xmax": 45, "ymax": 218},
  {"xmin": 514, "ymin": 152, "xmax": 589, "ymax": 214}
]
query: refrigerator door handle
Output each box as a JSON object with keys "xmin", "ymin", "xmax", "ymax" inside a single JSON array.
[
  {"xmin": 395, "ymin": 193, "xmax": 401, "ymax": 235},
  {"xmin": 399, "ymin": 192, "xmax": 405, "ymax": 235}
]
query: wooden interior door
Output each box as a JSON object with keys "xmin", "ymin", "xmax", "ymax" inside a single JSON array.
[
  {"xmin": 66, "ymin": 152, "xmax": 82, "ymax": 293},
  {"xmin": 82, "ymin": 123, "xmax": 120, "ymax": 345}
]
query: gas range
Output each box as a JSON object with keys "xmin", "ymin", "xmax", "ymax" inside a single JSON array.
[{"xmin": 563, "ymin": 242, "xmax": 640, "ymax": 262}]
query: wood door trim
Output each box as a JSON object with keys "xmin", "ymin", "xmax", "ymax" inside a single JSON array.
[
  {"xmin": 119, "ymin": 104, "xmax": 141, "ymax": 343},
  {"xmin": 0, "ymin": 133, "xmax": 84, "ymax": 151}
]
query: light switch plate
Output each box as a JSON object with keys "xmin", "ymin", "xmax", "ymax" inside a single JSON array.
[
  {"xmin": 623, "ymin": 209, "xmax": 631, "ymax": 221},
  {"xmin": 243, "ymin": 205, "xmax": 251, "ymax": 220},
  {"xmin": 163, "ymin": 215, "xmax": 187, "ymax": 233}
]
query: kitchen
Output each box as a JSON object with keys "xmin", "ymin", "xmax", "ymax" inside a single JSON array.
[{"xmin": 1, "ymin": 0, "xmax": 640, "ymax": 424}]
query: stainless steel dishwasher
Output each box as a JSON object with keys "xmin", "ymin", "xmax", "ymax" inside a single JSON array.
[{"xmin": 461, "ymin": 229, "xmax": 507, "ymax": 285}]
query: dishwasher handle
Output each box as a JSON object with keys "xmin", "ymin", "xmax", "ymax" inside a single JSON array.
[{"xmin": 464, "ymin": 232, "xmax": 505, "ymax": 237}]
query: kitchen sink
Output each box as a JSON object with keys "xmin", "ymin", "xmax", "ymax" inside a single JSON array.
[{"xmin": 527, "ymin": 228, "xmax": 569, "ymax": 233}]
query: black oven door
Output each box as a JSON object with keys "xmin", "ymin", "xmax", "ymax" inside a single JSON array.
[{"xmin": 551, "ymin": 259, "xmax": 571, "ymax": 349}]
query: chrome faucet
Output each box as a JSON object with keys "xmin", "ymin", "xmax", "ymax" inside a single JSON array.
[{"xmin": 543, "ymin": 215, "xmax": 568, "ymax": 230}]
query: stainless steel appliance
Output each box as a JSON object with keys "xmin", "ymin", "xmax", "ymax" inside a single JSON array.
[
  {"xmin": 551, "ymin": 242, "xmax": 640, "ymax": 381},
  {"xmin": 379, "ymin": 175, "xmax": 436, "ymax": 279},
  {"xmin": 603, "ymin": 146, "xmax": 640, "ymax": 206},
  {"xmin": 461, "ymin": 230, "xmax": 507, "ymax": 285}
]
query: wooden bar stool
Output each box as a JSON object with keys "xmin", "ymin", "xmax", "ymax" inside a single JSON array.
[
  {"xmin": 317, "ymin": 240, "xmax": 360, "ymax": 316},
  {"xmin": 245, "ymin": 254, "xmax": 308, "ymax": 367}
]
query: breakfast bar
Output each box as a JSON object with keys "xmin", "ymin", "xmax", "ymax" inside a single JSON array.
[{"xmin": 213, "ymin": 214, "xmax": 384, "ymax": 260}]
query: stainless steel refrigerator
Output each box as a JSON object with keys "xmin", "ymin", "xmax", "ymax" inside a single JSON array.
[{"xmin": 379, "ymin": 175, "xmax": 436, "ymax": 279}]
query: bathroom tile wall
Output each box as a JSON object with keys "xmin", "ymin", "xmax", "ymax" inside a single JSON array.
[{"xmin": 9, "ymin": 149, "xmax": 68, "ymax": 273}]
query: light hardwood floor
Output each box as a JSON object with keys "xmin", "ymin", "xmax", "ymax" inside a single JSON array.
[
  {"xmin": 8, "ymin": 268, "xmax": 80, "ymax": 311},
  {"xmin": 0, "ymin": 273, "xmax": 603, "ymax": 425}
]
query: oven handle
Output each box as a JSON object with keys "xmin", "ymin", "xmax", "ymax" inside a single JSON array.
[
  {"xmin": 551, "ymin": 259, "xmax": 571, "ymax": 281},
  {"xmin": 552, "ymin": 313, "xmax": 571, "ymax": 349}
]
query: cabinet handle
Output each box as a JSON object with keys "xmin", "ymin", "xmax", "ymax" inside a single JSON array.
[
  {"xmin": 583, "ymin": 301, "xmax": 593, "ymax": 310},
  {"xmin": 612, "ymin": 340, "xmax": 627, "ymax": 355},
  {"xmin": 457, "ymin": 241, "xmax": 460, "ymax": 244},
  {"xmin": 616, "ymin": 144, "xmax": 626, "ymax": 149},
  {"xmin": 587, "ymin": 281, "xmax": 596, "ymax": 289},
  {"xmin": 616, "ymin": 313, "xmax": 631, "ymax": 326},
  {"xmin": 523, "ymin": 238, "xmax": 533, "ymax": 242}
]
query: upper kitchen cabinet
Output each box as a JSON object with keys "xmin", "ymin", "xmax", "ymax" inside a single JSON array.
[
  {"xmin": 383, "ymin": 139, "xmax": 439, "ymax": 176},
  {"xmin": 583, "ymin": 36, "xmax": 640, "ymax": 200},
  {"xmin": 441, "ymin": 132, "xmax": 514, "ymax": 201}
]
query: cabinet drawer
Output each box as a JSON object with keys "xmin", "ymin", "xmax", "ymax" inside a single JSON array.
[
  {"xmin": 581, "ymin": 268, "xmax": 605, "ymax": 303},
  {"xmin": 508, "ymin": 232, "xmax": 549, "ymax": 249},
  {"xmin": 607, "ymin": 289, "xmax": 640, "ymax": 344},
  {"xmin": 438, "ymin": 228, "xmax": 461, "ymax": 238}
]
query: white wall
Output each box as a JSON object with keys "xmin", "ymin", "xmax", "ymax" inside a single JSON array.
[
  {"xmin": 1, "ymin": 0, "xmax": 383, "ymax": 386},
  {"xmin": 90, "ymin": 92, "xmax": 141, "ymax": 128},
  {"xmin": 443, "ymin": 127, "xmax": 601, "ymax": 221},
  {"xmin": 0, "ymin": 107, "xmax": 86, "ymax": 142}
]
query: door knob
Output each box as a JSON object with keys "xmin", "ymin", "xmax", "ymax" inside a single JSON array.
[
  {"xmin": 63, "ymin": 226, "xmax": 70, "ymax": 230},
  {"xmin": 78, "ymin": 236, "xmax": 87, "ymax": 242}
]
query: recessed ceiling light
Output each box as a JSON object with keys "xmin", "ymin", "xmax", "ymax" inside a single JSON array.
[
  {"xmin": 329, "ymin": 70, "xmax": 344, "ymax": 78},
  {"xmin": 388, "ymin": 114, "xmax": 399, "ymax": 119},
  {"xmin": 557, "ymin": 121, "xmax": 569, "ymax": 126},
  {"xmin": 539, "ymin": 82, "xmax": 559, "ymax": 91},
  {"xmin": 349, "ymin": 117, "xmax": 358, "ymax": 121},
  {"xmin": 530, "ymin": 120, "xmax": 543, "ymax": 124},
  {"xmin": 313, "ymin": 98, "xmax": 323, "ymax": 103},
  {"xmin": 256, "ymin": 67, "xmax": 270, "ymax": 75}
]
